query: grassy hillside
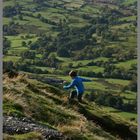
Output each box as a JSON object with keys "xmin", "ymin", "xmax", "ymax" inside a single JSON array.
[
  {"xmin": 3, "ymin": 74, "xmax": 137, "ymax": 140},
  {"xmin": 3, "ymin": 0, "xmax": 137, "ymax": 139}
]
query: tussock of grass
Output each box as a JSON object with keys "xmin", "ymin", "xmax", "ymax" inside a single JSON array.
[{"xmin": 3, "ymin": 132, "xmax": 44, "ymax": 140}]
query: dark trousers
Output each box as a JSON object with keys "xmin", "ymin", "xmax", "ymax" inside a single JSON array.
[{"xmin": 69, "ymin": 90, "xmax": 83, "ymax": 102}]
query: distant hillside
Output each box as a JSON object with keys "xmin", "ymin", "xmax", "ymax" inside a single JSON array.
[{"xmin": 3, "ymin": 0, "xmax": 137, "ymax": 79}]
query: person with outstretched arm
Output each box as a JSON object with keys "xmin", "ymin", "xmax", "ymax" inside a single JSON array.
[{"xmin": 63, "ymin": 70, "xmax": 92, "ymax": 102}]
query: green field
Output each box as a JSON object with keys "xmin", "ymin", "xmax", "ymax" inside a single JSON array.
[
  {"xmin": 4, "ymin": 35, "xmax": 38, "ymax": 57},
  {"xmin": 115, "ymin": 59, "xmax": 137, "ymax": 69},
  {"xmin": 77, "ymin": 66, "xmax": 104, "ymax": 73},
  {"xmin": 122, "ymin": 0, "xmax": 137, "ymax": 5},
  {"xmin": 103, "ymin": 107, "xmax": 137, "ymax": 121},
  {"xmin": 3, "ymin": 55, "xmax": 21, "ymax": 62}
]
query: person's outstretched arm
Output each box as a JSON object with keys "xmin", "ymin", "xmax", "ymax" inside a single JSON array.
[
  {"xmin": 63, "ymin": 80, "xmax": 76, "ymax": 89},
  {"xmin": 81, "ymin": 77, "xmax": 93, "ymax": 82}
]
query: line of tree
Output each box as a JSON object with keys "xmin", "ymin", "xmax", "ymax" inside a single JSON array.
[
  {"xmin": 3, "ymin": 21, "xmax": 19, "ymax": 35},
  {"xmin": 3, "ymin": 37, "xmax": 11, "ymax": 55},
  {"xmin": 85, "ymin": 92, "xmax": 137, "ymax": 113},
  {"xmin": 3, "ymin": 5, "xmax": 22, "ymax": 17}
]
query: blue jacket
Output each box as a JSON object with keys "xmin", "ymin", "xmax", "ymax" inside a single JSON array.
[{"xmin": 63, "ymin": 76, "xmax": 92, "ymax": 94}]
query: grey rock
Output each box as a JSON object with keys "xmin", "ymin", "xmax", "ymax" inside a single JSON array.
[{"xmin": 3, "ymin": 116, "xmax": 64, "ymax": 139}]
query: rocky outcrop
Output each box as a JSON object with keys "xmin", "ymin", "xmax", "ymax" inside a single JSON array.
[{"xmin": 3, "ymin": 116, "xmax": 64, "ymax": 140}]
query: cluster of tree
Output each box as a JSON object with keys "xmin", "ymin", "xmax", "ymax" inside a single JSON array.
[
  {"xmin": 16, "ymin": 64, "xmax": 49, "ymax": 74},
  {"xmin": 56, "ymin": 35, "xmax": 89, "ymax": 54},
  {"xmin": 103, "ymin": 64, "xmax": 136, "ymax": 80},
  {"xmin": 72, "ymin": 46, "xmax": 100, "ymax": 60},
  {"xmin": 87, "ymin": 60, "xmax": 116, "ymax": 67},
  {"xmin": 85, "ymin": 92, "xmax": 136, "ymax": 112},
  {"xmin": 103, "ymin": 30, "xmax": 119, "ymax": 42},
  {"xmin": 87, "ymin": 59, "xmax": 136, "ymax": 72},
  {"xmin": 29, "ymin": 35, "xmax": 54, "ymax": 56},
  {"xmin": 18, "ymin": 54, "xmax": 60, "ymax": 69},
  {"xmin": 123, "ymin": 76, "xmax": 137, "ymax": 92},
  {"xmin": 77, "ymin": 64, "xmax": 136, "ymax": 80},
  {"xmin": 3, "ymin": 37, "xmax": 11, "ymax": 55},
  {"xmin": 44, "ymin": 54, "xmax": 60, "ymax": 68},
  {"xmin": 115, "ymin": 50, "xmax": 136, "ymax": 61},
  {"xmin": 37, "ymin": 14, "xmax": 59, "ymax": 26},
  {"xmin": 33, "ymin": 0, "xmax": 52, "ymax": 8},
  {"xmin": 3, "ymin": 5, "xmax": 21, "ymax": 17},
  {"xmin": 57, "ymin": 47, "xmax": 70, "ymax": 57},
  {"xmin": 103, "ymin": 7, "xmax": 124, "ymax": 25},
  {"xmin": 3, "ymin": 21, "xmax": 19, "ymax": 35},
  {"xmin": 21, "ymin": 51, "xmax": 36, "ymax": 59},
  {"xmin": 54, "ymin": 25, "xmax": 96, "ymax": 57},
  {"xmin": 3, "ymin": 61, "xmax": 18, "ymax": 78},
  {"xmin": 119, "ymin": 1, "xmax": 137, "ymax": 13},
  {"xmin": 71, "ymin": 42, "xmax": 136, "ymax": 61},
  {"xmin": 82, "ymin": 14, "xmax": 92, "ymax": 20},
  {"xmin": 33, "ymin": 0, "xmax": 44, "ymax": 3},
  {"xmin": 3, "ymin": 61, "xmax": 15, "ymax": 73}
]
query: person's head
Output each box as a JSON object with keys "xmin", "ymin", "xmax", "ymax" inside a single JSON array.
[{"xmin": 69, "ymin": 70, "xmax": 77, "ymax": 79}]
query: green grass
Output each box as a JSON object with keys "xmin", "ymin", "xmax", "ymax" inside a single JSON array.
[
  {"xmin": 93, "ymin": 57, "xmax": 109, "ymax": 62},
  {"xmin": 8, "ymin": 48, "xmax": 28, "ymax": 56},
  {"xmin": 67, "ymin": 14, "xmax": 89, "ymax": 27},
  {"xmin": 36, "ymin": 54, "xmax": 42, "ymax": 58},
  {"xmin": 18, "ymin": 15, "xmax": 59, "ymax": 36},
  {"xmin": 103, "ymin": 106, "xmax": 137, "ymax": 121},
  {"xmin": 59, "ymin": 57, "xmax": 109, "ymax": 67},
  {"xmin": 85, "ymin": 80, "xmax": 107, "ymax": 91},
  {"xmin": 115, "ymin": 59, "xmax": 137, "ymax": 69},
  {"xmin": 29, "ymin": 65, "xmax": 55, "ymax": 72},
  {"xmin": 6, "ymin": 34, "xmax": 38, "ymax": 47},
  {"xmin": 111, "ymin": 23, "xmax": 132, "ymax": 29},
  {"xmin": 61, "ymin": 60, "xmax": 92, "ymax": 68},
  {"xmin": 119, "ymin": 16, "xmax": 137, "ymax": 22},
  {"xmin": 3, "ymin": 0, "xmax": 15, "ymax": 7},
  {"xmin": 3, "ymin": 55, "xmax": 21, "ymax": 62},
  {"xmin": 80, "ymin": 5, "xmax": 100, "ymax": 14},
  {"xmin": 3, "ymin": 17, "xmax": 11, "ymax": 25},
  {"xmin": 120, "ymin": 91, "xmax": 136, "ymax": 100},
  {"xmin": 105, "ymin": 79, "xmax": 130, "ymax": 86},
  {"xmin": 56, "ymin": 55, "xmax": 72, "ymax": 62},
  {"xmin": 17, "ymin": 16, "xmax": 53, "ymax": 30},
  {"xmin": 3, "ymin": 132, "xmax": 43, "ymax": 140},
  {"xmin": 122, "ymin": 0, "xmax": 137, "ymax": 6},
  {"xmin": 34, "ymin": 11, "xmax": 66, "ymax": 23},
  {"xmin": 5, "ymin": 34, "xmax": 38, "ymax": 56},
  {"xmin": 77, "ymin": 66, "xmax": 104, "ymax": 73},
  {"xmin": 64, "ymin": 0, "xmax": 84, "ymax": 8}
]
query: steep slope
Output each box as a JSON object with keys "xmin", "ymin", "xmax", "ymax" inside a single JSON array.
[{"xmin": 3, "ymin": 73, "xmax": 137, "ymax": 140}]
